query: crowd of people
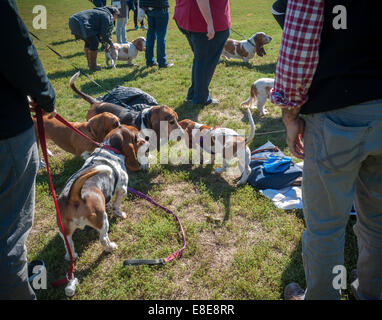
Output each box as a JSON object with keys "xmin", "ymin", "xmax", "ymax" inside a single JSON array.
[{"xmin": 1, "ymin": 0, "xmax": 381, "ymax": 301}]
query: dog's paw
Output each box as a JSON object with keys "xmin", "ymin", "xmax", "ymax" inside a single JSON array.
[
  {"xmin": 65, "ymin": 251, "xmax": 78, "ymax": 261},
  {"xmin": 112, "ymin": 208, "xmax": 127, "ymax": 219},
  {"xmin": 105, "ymin": 242, "xmax": 118, "ymax": 252}
]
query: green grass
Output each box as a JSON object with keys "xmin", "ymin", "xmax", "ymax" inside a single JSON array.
[{"xmin": 17, "ymin": 0, "xmax": 358, "ymax": 300}]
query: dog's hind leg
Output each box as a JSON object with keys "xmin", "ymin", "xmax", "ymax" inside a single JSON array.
[
  {"xmin": 256, "ymin": 95, "xmax": 268, "ymax": 116},
  {"xmin": 237, "ymin": 146, "xmax": 251, "ymax": 186},
  {"xmin": 59, "ymin": 231, "xmax": 79, "ymax": 261},
  {"xmin": 99, "ymin": 212, "xmax": 117, "ymax": 252},
  {"xmin": 111, "ymin": 188, "xmax": 127, "ymax": 219}
]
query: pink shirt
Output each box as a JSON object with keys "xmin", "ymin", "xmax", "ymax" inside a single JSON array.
[{"xmin": 173, "ymin": 0, "xmax": 231, "ymax": 33}]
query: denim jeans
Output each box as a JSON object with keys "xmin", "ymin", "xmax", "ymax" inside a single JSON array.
[
  {"xmin": 0, "ymin": 126, "xmax": 39, "ymax": 299},
  {"xmin": 179, "ymin": 26, "xmax": 230, "ymax": 105},
  {"xmin": 145, "ymin": 8, "xmax": 169, "ymax": 67},
  {"xmin": 302, "ymin": 100, "xmax": 382, "ymax": 299},
  {"xmin": 93, "ymin": 0, "xmax": 106, "ymax": 7},
  {"xmin": 116, "ymin": 13, "xmax": 128, "ymax": 44}
]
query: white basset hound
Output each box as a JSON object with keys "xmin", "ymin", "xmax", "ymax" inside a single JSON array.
[
  {"xmin": 105, "ymin": 37, "xmax": 146, "ymax": 68},
  {"xmin": 240, "ymin": 78, "xmax": 274, "ymax": 116},
  {"xmin": 222, "ymin": 32, "xmax": 272, "ymax": 63},
  {"xmin": 179, "ymin": 109, "xmax": 255, "ymax": 185}
]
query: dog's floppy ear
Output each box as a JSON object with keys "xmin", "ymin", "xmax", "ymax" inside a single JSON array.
[
  {"xmin": 257, "ymin": 47, "xmax": 266, "ymax": 57},
  {"xmin": 134, "ymin": 38, "xmax": 144, "ymax": 52}
]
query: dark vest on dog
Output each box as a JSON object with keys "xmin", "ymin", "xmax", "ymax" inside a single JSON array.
[
  {"xmin": 301, "ymin": 1, "xmax": 382, "ymax": 114},
  {"xmin": 58, "ymin": 148, "xmax": 125, "ymax": 205},
  {"xmin": 97, "ymin": 86, "xmax": 158, "ymax": 130}
]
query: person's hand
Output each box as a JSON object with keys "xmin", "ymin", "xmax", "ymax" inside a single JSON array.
[
  {"xmin": 282, "ymin": 109, "xmax": 305, "ymax": 159},
  {"xmin": 206, "ymin": 23, "xmax": 215, "ymax": 40},
  {"xmin": 29, "ymin": 100, "xmax": 57, "ymax": 119}
]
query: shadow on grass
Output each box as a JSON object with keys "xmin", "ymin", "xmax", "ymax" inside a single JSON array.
[
  {"xmin": 159, "ymin": 162, "xmax": 238, "ymax": 222},
  {"xmin": 279, "ymin": 215, "xmax": 359, "ymax": 300},
  {"xmin": 174, "ymin": 101, "xmax": 205, "ymax": 122},
  {"xmin": 50, "ymin": 38, "xmax": 76, "ymax": 46},
  {"xmin": 78, "ymin": 66, "xmax": 157, "ymax": 96},
  {"xmin": 220, "ymin": 60, "xmax": 277, "ymax": 73}
]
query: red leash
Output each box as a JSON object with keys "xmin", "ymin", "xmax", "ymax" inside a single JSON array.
[
  {"xmin": 54, "ymin": 113, "xmax": 121, "ymax": 155},
  {"xmin": 35, "ymin": 108, "xmax": 75, "ymax": 288}
]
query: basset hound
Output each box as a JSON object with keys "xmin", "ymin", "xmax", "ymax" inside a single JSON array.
[
  {"xmin": 57, "ymin": 125, "xmax": 148, "ymax": 261},
  {"xmin": 240, "ymin": 78, "xmax": 274, "ymax": 116},
  {"xmin": 222, "ymin": 32, "xmax": 272, "ymax": 63},
  {"xmin": 69, "ymin": 72, "xmax": 184, "ymax": 153},
  {"xmin": 105, "ymin": 37, "xmax": 146, "ymax": 68},
  {"xmin": 33, "ymin": 112, "xmax": 120, "ymax": 158},
  {"xmin": 179, "ymin": 109, "xmax": 256, "ymax": 185}
]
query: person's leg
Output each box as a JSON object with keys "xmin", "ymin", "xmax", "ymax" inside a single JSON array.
[
  {"xmin": 86, "ymin": 36, "xmax": 101, "ymax": 70},
  {"xmin": 145, "ymin": 10, "xmax": 157, "ymax": 66},
  {"xmin": 203, "ymin": 29, "xmax": 230, "ymax": 100},
  {"xmin": 0, "ymin": 126, "xmax": 39, "ymax": 300},
  {"xmin": 155, "ymin": 9, "xmax": 170, "ymax": 67},
  {"xmin": 187, "ymin": 32, "xmax": 210, "ymax": 104},
  {"xmin": 351, "ymin": 101, "xmax": 382, "ymax": 300},
  {"xmin": 133, "ymin": 6, "xmax": 138, "ymax": 28},
  {"xmin": 116, "ymin": 18, "xmax": 123, "ymax": 44},
  {"xmin": 301, "ymin": 107, "xmax": 370, "ymax": 299},
  {"xmin": 188, "ymin": 29, "xmax": 229, "ymax": 105}
]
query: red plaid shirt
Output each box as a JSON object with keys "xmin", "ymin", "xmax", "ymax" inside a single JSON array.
[{"xmin": 270, "ymin": 0, "xmax": 325, "ymax": 108}]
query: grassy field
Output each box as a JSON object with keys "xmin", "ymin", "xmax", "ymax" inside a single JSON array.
[{"xmin": 17, "ymin": 0, "xmax": 358, "ymax": 300}]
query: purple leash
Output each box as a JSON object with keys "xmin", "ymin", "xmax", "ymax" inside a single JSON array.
[{"xmin": 124, "ymin": 187, "xmax": 186, "ymax": 266}]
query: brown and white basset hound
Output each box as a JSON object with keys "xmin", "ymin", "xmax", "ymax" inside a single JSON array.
[
  {"xmin": 69, "ymin": 72, "xmax": 184, "ymax": 153},
  {"xmin": 222, "ymin": 32, "xmax": 272, "ymax": 63},
  {"xmin": 33, "ymin": 112, "xmax": 120, "ymax": 158},
  {"xmin": 105, "ymin": 37, "xmax": 146, "ymax": 68},
  {"xmin": 240, "ymin": 78, "xmax": 274, "ymax": 116},
  {"xmin": 57, "ymin": 125, "xmax": 148, "ymax": 261},
  {"xmin": 179, "ymin": 109, "xmax": 256, "ymax": 185}
]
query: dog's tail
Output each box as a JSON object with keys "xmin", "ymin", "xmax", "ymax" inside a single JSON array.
[
  {"xmin": 240, "ymin": 83, "xmax": 257, "ymax": 108},
  {"xmin": 69, "ymin": 71, "xmax": 99, "ymax": 105},
  {"xmin": 245, "ymin": 108, "xmax": 255, "ymax": 145},
  {"xmin": 68, "ymin": 165, "xmax": 113, "ymax": 203}
]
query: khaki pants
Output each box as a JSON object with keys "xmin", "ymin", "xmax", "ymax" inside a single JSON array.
[{"xmin": 302, "ymin": 99, "xmax": 382, "ymax": 300}]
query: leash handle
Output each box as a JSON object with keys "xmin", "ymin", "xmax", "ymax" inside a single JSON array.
[
  {"xmin": 35, "ymin": 107, "xmax": 75, "ymax": 286},
  {"xmin": 124, "ymin": 187, "xmax": 186, "ymax": 266}
]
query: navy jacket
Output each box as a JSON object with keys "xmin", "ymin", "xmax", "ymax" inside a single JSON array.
[
  {"xmin": 0, "ymin": 0, "xmax": 56, "ymax": 140},
  {"xmin": 69, "ymin": 7, "xmax": 115, "ymax": 45}
]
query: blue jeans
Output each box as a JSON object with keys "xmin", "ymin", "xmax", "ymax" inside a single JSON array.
[
  {"xmin": 116, "ymin": 12, "xmax": 128, "ymax": 44},
  {"xmin": 145, "ymin": 8, "xmax": 169, "ymax": 67},
  {"xmin": 302, "ymin": 100, "xmax": 382, "ymax": 299},
  {"xmin": 0, "ymin": 126, "xmax": 39, "ymax": 299},
  {"xmin": 179, "ymin": 26, "xmax": 230, "ymax": 104},
  {"xmin": 93, "ymin": 0, "xmax": 106, "ymax": 7}
]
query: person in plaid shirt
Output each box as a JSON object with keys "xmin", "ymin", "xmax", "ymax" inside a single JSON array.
[{"xmin": 271, "ymin": 0, "xmax": 382, "ymax": 300}]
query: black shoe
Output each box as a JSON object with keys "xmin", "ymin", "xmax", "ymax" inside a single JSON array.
[
  {"xmin": 159, "ymin": 63, "xmax": 174, "ymax": 68},
  {"xmin": 146, "ymin": 62, "xmax": 158, "ymax": 67}
]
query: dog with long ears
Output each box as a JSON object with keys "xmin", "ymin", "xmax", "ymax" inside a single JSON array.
[
  {"xmin": 222, "ymin": 32, "xmax": 272, "ymax": 63},
  {"xmin": 69, "ymin": 72, "xmax": 184, "ymax": 152},
  {"xmin": 179, "ymin": 109, "xmax": 256, "ymax": 185},
  {"xmin": 57, "ymin": 125, "xmax": 148, "ymax": 260},
  {"xmin": 33, "ymin": 112, "xmax": 120, "ymax": 158},
  {"xmin": 105, "ymin": 37, "xmax": 146, "ymax": 68}
]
